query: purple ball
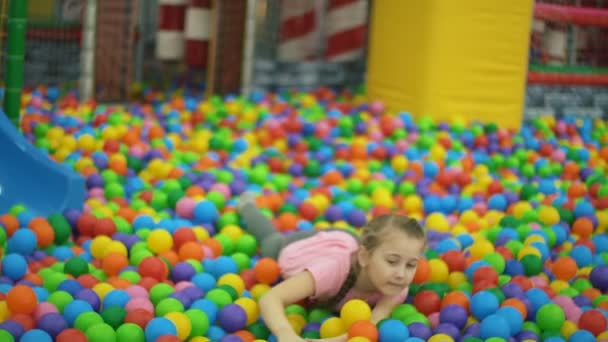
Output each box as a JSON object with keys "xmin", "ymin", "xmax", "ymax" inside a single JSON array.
[
  {"xmin": 229, "ymin": 180, "xmax": 247, "ymax": 196},
  {"xmin": 37, "ymin": 313, "xmax": 68, "ymax": 338},
  {"xmin": 434, "ymin": 323, "xmax": 460, "ymax": 340},
  {"xmin": 63, "ymin": 209, "xmax": 81, "ymax": 228},
  {"xmin": 502, "ymin": 283, "xmax": 524, "ymax": 299},
  {"xmin": 439, "ymin": 304, "xmax": 468, "ymax": 329},
  {"xmin": 464, "ymin": 322, "xmax": 480, "ymax": 336},
  {"xmin": 169, "ymin": 291, "xmax": 193, "ymax": 308},
  {"xmin": 324, "ymin": 206, "xmax": 343, "ymax": 223},
  {"xmin": 171, "ymin": 262, "xmax": 196, "ymax": 283},
  {"xmin": 408, "ymin": 322, "xmax": 432, "ymax": 340},
  {"xmin": 590, "ymin": 264, "xmax": 608, "ymax": 292},
  {"xmin": 347, "ymin": 209, "xmax": 367, "ymax": 227},
  {"xmin": 217, "ymin": 304, "xmax": 247, "ymax": 333},
  {"xmin": 0, "ymin": 276, "xmax": 13, "ymax": 285},
  {"xmin": 573, "ymin": 295, "xmax": 593, "ymax": 308},
  {"xmin": 302, "ymin": 322, "xmax": 321, "ymax": 333},
  {"xmin": 288, "ymin": 164, "xmax": 304, "ymax": 177},
  {"xmin": 515, "ymin": 330, "xmax": 539, "ymax": 341},
  {"xmin": 75, "ymin": 288, "xmax": 101, "ymax": 311},
  {"xmin": 181, "ymin": 286, "xmax": 205, "ymax": 300},
  {"xmin": 0, "ymin": 320, "xmax": 24, "ymax": 339},
  {"xmin": 220, "ymin": 335, "xmax": 243, "ymax": 342},
  {"xmin": 86, "ymin": 174, "xmax": 104, "ymax": 189}
]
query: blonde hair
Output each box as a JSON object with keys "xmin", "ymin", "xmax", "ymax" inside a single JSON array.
[{"xmin": 360, "ymin": 213, "xmax": 426, "ymax": 252}]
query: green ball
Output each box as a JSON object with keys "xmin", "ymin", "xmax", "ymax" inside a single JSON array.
[
  {"xmin": 0, "ymin": 330, "xmax": 14, "ymax": 342},
  {"xmin": 207, "ymin": 191, "xmax": 226, "ymax": 210},
  {"xmin": 521, "ymin": 254, "xmax": 543, "ymax": 276},
  {"xmin": 402, "ymin": 312, "xmax": 430, "ymax": 326},
  {"xmin": 498, "ymin": 275, "xmax": 511, "ymax": 287},
  {"xmin": 398, "ymin": 181, "xmax": 416, "ymax": 195},
  {"xmin": 231, "ymin": 252, "xmax": 251, "ymax": 273},
  {"xmin": 116, "ymin": 323, "xmax": 145, "ymax": 342},
  {"xmin": 47, "ymin": 290, "xmax": 74, "ymax": 313},
  {"xmin": 522, "ymin": 321, "xmax": 541, "ymax": 335},
  {"xmin": 248, "ymin": 322, "xmax": 271, "ymax": 339},
  {"xmin": 535, "ymin": 303, "xmax": 565, "ymax": 331},
  {"xmin": 461, "ymin": 338, "xmax": 483, "ymax": 342},
  {"xmin": 185, "ymin": 309, "xmax": 210, "ymax": 338},
  {"xmin": 218, "ymin": 212, "xmax": 239, "ymax": 228},
  {"xmin": 483, "ymin": 252, "xmax": 506, "ymax": 274},
  {"xmin": 505, "ymin": 240, "xmax": 523, "ymax": 257},
  {"xmin": 118, "ymin": 270, "xmax": 141, "ymax": 284},
  {"xmin": 285, "ymin": 304, "xmax": 307, "ymax": 318},
  {"xmin": 235, "ymin": 234, "xmax": 258, "ymax": 257},
  {"xmin": 304, "ymin": 160, "xmax": 321, "ymax": 177},
  {"xmin": 347, "ymin": 179, "xmax": 365, "ymax": 194},
  {"xmin": 48, "ymin": 213, "xmax": 71, "ymax": 244},
  {"xmin": 520, "ymin": 184, "xmax": 538, "ymax": 200},
  {"xmin": 214, "ymin": 233, "xmax": 235, "ymax": 255},
  {"xmin": 217, "ymin": 284, "xmax": 238, "ymax": 301},
  {"xmin": 86, "ymin": 323, "xmax": 117, "ymax": 342},
  {"xmin": 101, "ymin": 306, "xmax": 127, "ymax": 329},
  {"xmin": 105, "ymin": 182, "xmax": 125, "ymax": 200},
  {"xmin": 155, "ymin": 298, "xmax": 184, "ymax": 316},
  {"xmin": 0, "ymin": 228, "xmax": 6, "ymax": 246},
  {"xmin": 151, "ymin": 191, "xmax": 168, "ymax": 210},
  {"xmin": 75, "ymin": 312, "xmax": 105, "ymax": 332},
  {"xmin": 64, "ymin": 257, "xmax": 90, "ymax": 277},
  {"xmin": 149, "ymin": 283, "xmax": 175, "ymax": 306},
  {"xmin": 205, "ymin": 288, "xmax": 233, "ymax": 308},
  {"xmin": 572, "ymin": 278, "xmax": 593, "ymax": 293},
  {"xmin": 308, "ymin": 308, "xmax": 332, "ymax": 323},
  {"xmin": 303, "ymin": 331, "xmax": 321, "ymax": 339},
  {"xmin": 390, "ymin": 304, "xmax": 417, "ymax": 322}
]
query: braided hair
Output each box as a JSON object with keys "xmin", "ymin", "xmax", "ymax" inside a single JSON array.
[{"xmin": 315, "ymin": 214, "xmax": 425, "ymax": 311}]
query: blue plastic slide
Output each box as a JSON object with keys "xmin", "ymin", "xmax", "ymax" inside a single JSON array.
[{"xmin": 0, "ymin": 113, "xmax": 85, "ymax": 216}]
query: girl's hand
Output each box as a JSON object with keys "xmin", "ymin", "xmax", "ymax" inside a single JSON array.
[{"xmin": 306, "ymin": 334, "xmax": 348, "ymax": 342}]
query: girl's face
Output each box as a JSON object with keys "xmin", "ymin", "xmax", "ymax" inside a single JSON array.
[{"xmin": 358, "ymin": 229, "xmax": 426, "ymax": 296}]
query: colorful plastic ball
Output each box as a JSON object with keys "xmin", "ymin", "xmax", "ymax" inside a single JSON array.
[
  {"xmin": 56, "ymin": 328, "xmax": 88, "ymax": 342},
  {"xmin": 320, "ymin": 317, "xmax": 346, "ymax": 339},
  {"xmin": 439, "ymin": 305, "xmax": 468, "ymax": 330},
  {"xmin": 408, "ymin": 322, "xmax": 432, "ymax": 341},
  {"xmin": 578, "ymin": 309, "xmax": 607, "ymax": 336},
  {"xmin": 217, "ymin": 304, "xmax": 247, "ymax": 333},
  {"xmin": 1, "ymin": 253, "xmax": 27, "ymax": 280},
  {"xmin": 413, "ymin": 290, "xmax": 441, "ymax": 315},
  {"xmin": 86, "ymin": 323, "xmax": 116, "ymax": 342},
  {"xmin": 341, "ymin": 299, "xmax": 372, "ymax": 329},
  {"xmin": 145, "ymin": 317, "xmax": 177, "ymax": 342},
  {"xmin": 6, "ymin": 284, "xmax": 38, "ymax": 314},
  {"xmin": 347, "ymin": 320, "xmax": 378, "ymax": 342},
  {"xmin": 535, "ymin": 303, "xmax": 565, "ymax": 331},
  {"xmin": 378, "ymin": 319, "xmax": 410, "ymax": 342},
  {"xmin": 7, "ymin": 228, "xmax": 38, "ymax": 255},
  {"xmin": 20, "ymin": 329, "xmax": 53, "ymax": 342},
  {"xmin": 470, "ymin": 291, "xmax": 499, "ymax": 320},
  {"xmin": 589, "ymin": 264, "xmax": 608, "ymax": 292},
  {"xmin": 115, "ymin": 323, "xmax": 145, "ymax": 342}
]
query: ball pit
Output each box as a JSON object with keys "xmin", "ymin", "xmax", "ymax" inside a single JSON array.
[{"xmin": 0, "ymin": 86, "xmax": 607, "ymax": 342}]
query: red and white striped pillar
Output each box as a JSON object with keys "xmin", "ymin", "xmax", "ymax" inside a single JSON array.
[
  {"xmin": 278, "ymin": 0, "xmax": 318, "ymax": 61},
  {"xmin": 325, "ymin": 0, "xmax": 368, "ymax": 62},
  {"xmin": 156, "ymin": 0, "xmax": 187, "ymax": 61},
  {"xmin": 184, "ymin": 0, "xmax": 211, "ymax": 68}
]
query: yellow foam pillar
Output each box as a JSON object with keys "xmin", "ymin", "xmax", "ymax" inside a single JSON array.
[{"xmin": 366, "ymin": 0, "xmax": 533, "ymax": 130}]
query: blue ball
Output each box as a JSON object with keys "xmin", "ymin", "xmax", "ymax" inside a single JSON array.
[
  {"xmin": 33, "ymin": 287, "xmax": 49, "ymax": 302},
  {"xmin": 525, "ymin": 288, "xmax": 551, "ymax": 319},
  {"xmin": 1, "ymin": 253, "xmax": 27, "ymax": 280},
  {"xmin": 570, "ymin": 245, "xmax": 593, "ymax": 267},
  {"xmin": 568, "ymin": 330, "xmax": 596, "ymax": 342},
  {"xmin": 378, "ymin": 319, "xmax": 409, "ymax": 342},
  {"xmin": 435, "ymin": 239, "xmax": 460, "ymax": 254},
  {"xmin": 496, "ymin": 306, "xmax": 523, "ymax": 335},
  {"xmin": 505, "ymin": 260, "xmax": 525, "ymax": 276},
  {"xmin": 192, "ymin": 273, "xmax": 217, "ymax": 292},
  {"xmin": 471, "ymin": 291, "xmax": 499, "ymax": 320},
  {"xmin": 51, "ymin": 246, "xmax": 75, "ymax": 261},
  {"xmin": 190, "ymin": 299, "xmax": 218, "ymax": 323},
  {"xmin": 404, "ymin": 339, "xmax": 425, "ymax": 342},
  {"xmin": 592, "ymin": 235, "xmax": 608, "ymax": 254},
  {"xmin": 57, "ymin": 279, "xmax": 83, "ymax": 297},
  {"xmin": 144, "ymin": 317, "xmax": 177, "ymax": 342},
  {"xmin": 209, "ymin": 256, "xmax": 238, "ymax": 278},
  {"xmin": 20, "ymin": 329, "xmax": 52, "ymax": 342},
  {"xmin": 7, "ymin": 229, "xmax": 37, "ymax": 255},
  {"xmin": 63, "ymin": 300, "xmax": 94, "ymax": 326},
  {"xmin": 207, "ymin": 326, "xmax": 227, "ymax": 341},
  {"xmin": 102, "ymin": 290, "xmax": 130, "ymax": 308},
  {"xmin": 480, "ymin": 314, "xmax": 511, "ymax": 339},
  {"xmin": 488, "ymin": 194, "xmax": 508, "ymax": 211},
  {"xmin": 193, "ymin": 200, "xmax": 219, "ymax": 224}
]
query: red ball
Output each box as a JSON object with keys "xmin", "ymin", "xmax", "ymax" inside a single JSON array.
[
  {"xmin": 441, "ymin": 251, "xmax": 466, "ymax": 272},
  {"xmin": 76, "ymin": 213, "xmax": 97, "ymax": 237},
  {"xmin": 472, "ymin": 266, "xmax": 499, "ymax": 286},
  {"xmin": 138, "ymin": 257, "xmax": 169, "ymax": 281},
  {"xmin": 93, "ymin": 217, "xmax": 117, "ymax": 237},
  {"xmin": 157, "ymin": 335, "xmax": 181, "ymax": 342},
  {"xmin": 298, "ymin": 202, "xmax": 318, "ymax": 221},
  {"xmin": 125, "ymin": 308, "xmax": 154, "ymax": 329},
  {"xmin": 56, "ymin": 329, "xmax": 88, "ymax": 342},
  {"xmin": 578, "ymin": 309, "xmax": 607, "ymax": 336},
  {"xmin": 240, "ymin": 269, "xmax": 257, "ymax": 289},
  {"xmin": 173, "ymin": 227, "xmax": 197, "ymax": 249},
  {"xmin": 413, "ymin": 290, "xmax": 441, "ymax": 316}
]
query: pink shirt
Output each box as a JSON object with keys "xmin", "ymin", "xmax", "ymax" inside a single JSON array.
[{"xmin": 277, "ymin": 230, "xmax": 409, "ymax": 310}]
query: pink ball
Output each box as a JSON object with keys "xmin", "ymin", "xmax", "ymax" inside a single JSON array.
[
  {"xmin": 176, "ymin": 198, "xmax": 197, "ymax": 219},
  {"xmin": 210, "ymin": 184, "xmax": 231, "ymax": 199},
  {"xmin": 551, "ymin": 149, "xmax": 566, "ymax": 163},
  {"xmin": 130, "ymin": 146, "xmax": 145, "ymax": 158},
  {"xmin": 315, "ymin": 121, "xmax": 330, "ymax": 138},
  {"xmin": 566, "ymin": 306, "xmax": 582, "ymax": 323},
  {"xmin": 34, "ymin": 302, "xmax": 59, "ymax": 320},
  {"xmin": 369, "ymin": 101, "xmax": 385, "ymax": 115},
  {"xmin": 428, "ymin": 312, "xmax": 440, "ymax": 329},
  {"xmin": 472, "ymin": 203, "xmax": 487, "ymax": 216},
  {"xmin": 203, "ymin": 246, "xmax": 214, "ymax": 258},
  {"xmin": 395, "ymin": 140, "xmax": 409, "ymax": 152},
  {"xmin": 530, "ymin": 276, "xmax": 547, "ymax": 288},
  {"xmin": 89, "ymin": 188, "xmax": 105, "ymax": 199},
  {"xmin": 125, "ymin": 285, "xmax": 149, "ymax": 299},
  {"xmin": 552, "ymin": 295, "xmax": 574, "ymax": 308},
  {"xmin": 125, "ymin": 297, "xmax": 154, "ymax": 313},
  {"xmin": 175, "ymin": 281, "xmax": 195, "ymax": 291},
  {"xmin": 369, "ymin": 130, "xmax": 383, "ymax": 141},
  {"xmin": 408, "ymin": 132, "xmax": 419, "ymax": 143}
]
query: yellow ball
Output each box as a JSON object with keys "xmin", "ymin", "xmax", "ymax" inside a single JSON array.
[
  {"xmin": 92, "ymin": 283, "xmax": 114, "ymax": 301},
  {"xmin": 426, "ymin": 212, "xmax": 450, "ymax": 232},
  {"xmin": 234, "ymin": 297, "xmax": 259, "ymax": 325},
  {"xmin": 372, "ymin": 188, "xmax": 393, "ymax": 208},
  {"xmin": 0, "ymin": 301, "xmax": 9, "ymax": 322},
  {"xmin": 77, "ymin": 134, "xmax": 97, "ymax": 152},
  {"xmin": 217, "ymin": 274, "xmax": 245, "ymax": 296},
  {"xmin": 469, "ymin": 239, "xmax": 495, "ymax": 260},
  {"xmin": 524, "ymin": 235, "xmax": 546, "ymax": 246},
  {"xmin": 430, "ymin": 145, "xmax": 446, "ymax": 160},
  {"xmin": 459, "ymin": 210, "xmax": 479, "ymax": 224},
  {"xmin": 403, "ymin": 195, "xmax": 423, "ymax": 213},
  {"xmin": 102, "ymin": 241, "xmax": 128, "ymax": 258},
  {"xmin": 447, "ymin": 272, "xmax": 467, "ymax": 289},
  {"xmin": 165, "ymin": 312, "xmax": 192, "ymax": 341},
  {"xmin": 320, "ymin": 317, "xmax": 346, "ymax": 338},
  {"xmin": 428, "ymin": 333, "xmax": 455, "ymax": 342},
  {"xmin": 287, "ymin": 313, "xmax": 307, "ymax": 335},
  {"xmin": 538, "ymin": 206, "xmax": 560, "ymax": 225},
  {"xmin": 90, "ymin": 236, "xmax": 113, "ymax": 259},
  {"xmin": 550, "ymin": 280, "xmax": 570, "ymax": 294},
  {"xmin": 192, "ymin": 227, "xmax": 210, "ymax": 241},
  {"xmin": 189, "ymin": 337, "xmax": 210, "ymax": 342},
  {"xmin": 348, "ymin": 338, "xmax": 371, "ymax": 342},
  {"xmin": 452, "ymin": 224, "xmax": 469, "ymax": 236},
  {"xmin": 560, "ymin": 320, "xmax": 578, "ymax": 339},
  {"xmin": 428, "ymin": 259, "xmax": 450, "ymax": 283},
  {"xmin": 512, "ymin": 202, "xmax": 533, "ymax": 219},
  {"xmin": 250, "ymin": 284, "xmax": 271, "ymax": 301},
  {"xmin": 220, "ymin": 225, "xmax": 244, "ymax": 241},
  {"xmin": 147, "ymin": 229, "xmax": 173, "ymax": 254},
  {"xmin": 391, "ymin": 155, "xmax": 409, "ymax": 172},
  {"xmin": 597, "ymin": 331, "xmax": 608, "ymax": 341},
  {"xmin": 340, "ymin": 299, "xmax": 372, "ymax": 329}
]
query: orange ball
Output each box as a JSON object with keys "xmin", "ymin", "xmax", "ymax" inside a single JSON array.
[
  {"xmin": 6, "ymin": 285, "xmax": 37, "ymax": 314},
  {"xmin": 29, "ymin": 219, "xmax": 55, "ymax": 248},
  {"xmin": 10, "ymin": 313, "xmax": 35, "ymax": 330},
  {"xmin": 102, "ymin": 253, "xmax": 129, "ymax": 277},
  {"xmin": 0, "ymin": 214, "xmax": 20, "ymax": 237},
  {"xmin": 156, "ymin": 335, "xmax": 181, "ymax": 342},
  {"xmin": 572, "ymin": 217, "xmax": 594, "ymax": 238},
  {"xmin": 551, "ymin": 256, "xmax": 578, "ymax": 281},
  {"xmin": 138, "ymin": 256, "xmax": 169, "ymax": 281},
  {"xmin": 441, "ymin": 291, "xmax": 470, "ymax": 312},
  {"xmin": 254, "ymin": 258, "xmax": 281, "ymax": 285},
  {"xmin": 233, "ymin": 330, "xmax": 256, "ymax": 342},
  {"xmin": 173, "ymin": 228, "xmax": 197, "ymax": 249},
  {"xmin": 276, "ymin": 212, "xmax": 298, "ymax": 232},
  {"xmin": 178, "ymin": 241, "xmax": 204, "ymax": 261},
  {"xmin": 413, "ymin": 258, "xmax": 430, "ymax": 284},
  {"xmin": 347, "ymin": 320, "xmax": 378, "ymax": 342}
]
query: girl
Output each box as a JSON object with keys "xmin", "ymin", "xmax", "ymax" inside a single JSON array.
[{"xmin": 237, "ymin": 192, "xmax": 427, "ymax": 342}]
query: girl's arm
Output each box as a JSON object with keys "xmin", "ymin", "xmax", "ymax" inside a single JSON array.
[{"xmin": 259, "ymin": 271, "xmax": 317, "ymax": 341}]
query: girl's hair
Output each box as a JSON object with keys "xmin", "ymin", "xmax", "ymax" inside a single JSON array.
[{"xmin": 315, "ymin": 213, "xmax": 425, "ymax": 310}]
